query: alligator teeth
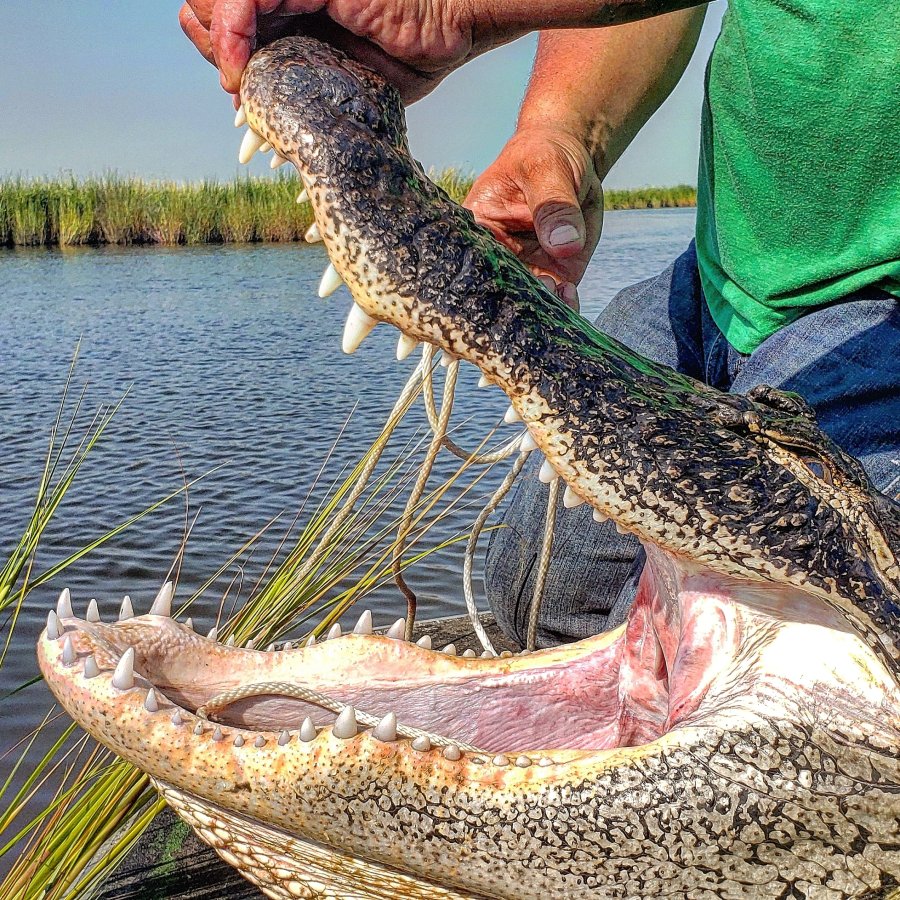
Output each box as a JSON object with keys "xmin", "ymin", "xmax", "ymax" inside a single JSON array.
[
  {"xmin": 439, "ymin": 351, "xmax": 457, "ymax": 367},
  {"xmin": 411, "ymin": 736, "xmax": 431, "ymax": 752},
  {"xmin": 442, "ymin": 744, "xmax": 461, "ymax": 761},
  {"xmin": 193, "ymin": 722, "xmax": 204, "ymax": 736},
  {"xmin": 234, "ymin": 106, "xmax": 247, "ymax": 128},
  {"xmin": 259, "ymin": 141, "xmax": 272, "ymax": 154},
  {"xmin": 386, "ymin": 618, "xmax": 406, "ymax": 640},
  {"xmin": 441, "ymin": 643, "xmax": 457, "ymax": 655},
  {"xmin": 144, "ymin": 689, "xmax": 159, "ymax": 712},
  {"xmin": 214, "ymin": 726, "xmax": 225, "ymax": 741},
  {"xmin": 415, "ymin": 635, "xmax": 432, "ymax": 650},
  {"xmin": 46, "ymin": 610, "xmax": 60, "ymax": 640},
  {"xmin": 299, "ymin": 717, "xmax": 317, "ymax": 742},
  {"xmin": 396, "ymin": 334, "xmax": 419, "ymax": 360},
  {"xmin": 111, "ymin": 648, "xmax": 135, "ymax": 690},
  {"xmin": 353, "ymin": 609, "xmax": 373, "ymax": 635},
  {"xmin": 233, "ymin": 734, "xmax": 245, "ymax": 747},
  {"xmin": 538, "ymin": 756, "xmax": 554, "ymax": 766},
  {"xmin": 492, "ymin": 755, "xmax": 509, "ymax": 767},
  {"xmin": 333, "ymin": 706, "xmax": 358, "ymax": 739},
  {"xmin": 296, "ymin": 189, "xmax": 308, "ymax": 204},
  {"xmin": 462, "ymin": 648, "xmax": 477, "ymax": 658},
  {"xmin": 149, "ymin": 581, "xmax": 174, "ymax": 617},
  {"xmin": 238, "ymin": 129, "xmax": 266, "ymax": 164},
  {"xmin": 86, "ymin": 599, "xmax": 100, "ymax": 623},
  {"xmin": 254, "ymin": 735, "xmax": 266, "ymax": 748},
  {"xmin": 563, "ymin": 486, "xmax": 586, "ymax": 509},
  {"xmin": 172, "ymin": 710, "xmax": 184, "ymax": 726},
  {"xmin": 477, "ymin": 374, "xmax": 491, "ymax": 388},
  {"xmin": 515, "ymin": 755, "xmax": 532, "ymax": 768},
  {"xmin": 615, "ymin": 523, "xmax": 630, "ymax": 535},
  {"xmin": 304, "ymin": 634, "xmax": 316, "ymax": 647},
  {"xmin": 278, "ymin": 730, "xmax": 291, "ymax": 746},
  {"xmin": 270, "ymin": 154, "xmax": 287, "ymax": 169},
  {"xmin": 538, "ymin": 459, "xmax": 558, "ymax": 483},
  {"xmin": 342, "ymin": 304, "xmax": 378, "ymax": 353},
  {"xmin": 480, "ymin": 650, "xmax": 495, "ymax": 659},
  {"xmin": 500, "ymin": 650, "xmax": 514, "ymax": 658},
  {"xmin": 184, "ymin": 617, "xmax": 194, "ymax": 631},
  {"xmin": 372, "ymin": 712, "xmax": 397, "ymax": 742},
  {"xmin": 592, "ymin": 508, "xmax": 608, "ymax": 523},
  {"xmin": 318, "ymin": 263, "xmax": 343, "ymax": 298},
  {"xmin": 305, "ymin": 222, "xmax": 323, "ymax": 243},
  {"xmin": 226, "ymin": 635, "xmax": 236, "ymax": 647},
  {"xmin": 207, "ymin": 626, "xmax": 218, "ymax": 641},
  {"xmin": 519, "ymin": 432, "xmax": 539, "ymax": 452},
  {"xmin": 504, "ymin": 405, "xmax": 521, "ymax": 424},
  {"xmin": 245, "ymin": 639, "xmax": 256, "ymax": 649},
  {"xmin": 83, "ymin": 655, "xmax": 100, "ymax": 679},
  {"xmin": 265, "ymin": 643, "xmax": 276, "ymax": 652},
  {"xmin": 119, "ymin": 595, "xmax": 134, "ymax": 621},
  {"xmin": 57, "ymin": 588, "xmax": 73, "ymax": 619},
  {"xmin": 282, "ymin": 641, "xmax": 293, "ymax": 651},
  {"xmin": 61, "ymin": 636, "xmax": 76, "ymax": 666},
  {"xmin": 326, "ymin": 623, "xmax": 342, "ymax": 641}
]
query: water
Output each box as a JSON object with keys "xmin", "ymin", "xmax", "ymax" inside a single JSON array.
[{"xmin": 0, "ymin": 208, "xmax": 695, "ymax": 815}]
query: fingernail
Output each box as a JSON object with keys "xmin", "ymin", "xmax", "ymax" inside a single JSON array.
[{"xmin": 548, "ymin": 224, "xmax": 580, "ymax": 247}]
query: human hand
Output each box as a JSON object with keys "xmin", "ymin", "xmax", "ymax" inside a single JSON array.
[
  {"xmin": 178, "ymin": 0, "xmax": 486, "ymax": 103},
  {"xmin": 465, "ymin": 125, "xmax": 603, "ymax": 290}
]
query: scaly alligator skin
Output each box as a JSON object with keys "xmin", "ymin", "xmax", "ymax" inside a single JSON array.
[{"xmin": 40, "ymin": 37, "xmax": 900, "ymax": 900}]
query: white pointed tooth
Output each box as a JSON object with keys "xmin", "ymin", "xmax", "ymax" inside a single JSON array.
[
  {"xmin": 57, "ymin": 588, "xmax": 73, "ymax": 619},
  {"xmin": 592, "ymin": 508, "xmax": 608, "ymax": 523},
  {"xmin": 442, "ymin": 744, "xmax": 461, "ymax": 761},
  {"xmin": 144, "ymin": 689, "xmax": 159, "ymax": 713},
  {"xmin": 480, "ymin": 650, "xmax": 495, "ymax": 658},
  {"xmin": 234, "ymin": 734, "xmax": 245, "ymax": 747},
  {"xmin": 119, "ymin": 595, "xmax": 133, "ymax": 621},
  {"xmin": 61, "ymin": 636, "xmax": 76, "ymax": 666},
  {"xmin": 396, "ymin": 334, "xmax": 419, "ymax": 360},
  {"xmin": 538, "ymin": 756, "xmax": 554, "ymax": 767},
  {"xmin": 538, "ymin": 459, "xmax": 558, "ymax": 484},
  {"xmin": 333, "ymin": 706, "xmax": 358, "ymax": 739},
  {"xmin": 411, "ymin": 736, "xmax": 431, "ymax": 752},
  {"xmin": 515, "ymin": 755, "xmax": 532, "ymax": 768},
  {"xmin": 326, "ymin": 622, "xmax": 342, "ymax": 641},
  {"xmin": 563, "ymin": 486, "xmax": 586, "ymax": 509},
  {"xmin": 342, "ymin": 303, "xmax": 378, "ymax": 353},
  {"xmin": 353, "ymin": 609, "xmax": 373, "ymax": 635},
  {"xmin": 477, "ymin": 374, "xmax": 491, "ymax": 388},
  {"xmin": 184, "ymin": 617, "xmax": 194, "ymax": 631},
  {"xmin": 492, "ymin": 755, "xmax": 509, "ymax": 767},
  {"xmin": 265, "ymin": 643, "xmax": 276, "ymax": 652},
  {"xmin": 226, "ymin": 635, "xmax": 236, "ymax": 647},
  {"xmin": 85, "ymin": 599, "xmax": 100, "ymax": 623},
  {"xmin": 299, "ymin": 717, "xmax": 317, "ymax": 742},
  {"xmin": 270, "ymin": 154, "xmax": 287, "ymax": 169},
  {"xmin": 238, "ymin": 128, "xmax": 266, "ymax": 164},
  {"xmin": 318, "ymin": 263, "xmax": 343, "ymax": 298},
  {"xmin": 504, "ymin": 405, "xmax": 521, "ymax": 424},
  {"xmin": 172, "ymin": 710, "xmax": 184, "ymax": 727},
  {"xmin": 441, "ymin": 643, "xmax": 457, "ymax": 655},
  {"xmin": 372, "ymin": 712, "xmax": 397, "ymax": 742},
  {"xmin": 193, "ymin": 722, "xmax": 204, "ymax": 736},
  {"xmin": 149, "ymin": 581, "xmax": 174, "ymax": 617},
  {"xmin": 500, "ymin": 650, "xmax": 514, "ymax": 658},
  {"xmin": 462, "ymin": 648, "xmax": 477, "ymax": 659},
  {"xmin": 234, "ymin": 106, "xmax": 247, "ymax": 128},
  {"xmin": 439, "ymin": 351, "xmax": 457, "ymax": 367},
  {"xmin": 259, "ymin": 141, "xmax": 272, "ymax": 153},
  {"xmin": 415, "ymin": 635, "xmax": 432, "ymax": 650},
  {"xmin": 46, "ymin": 610, "xmax": 61, "ymax": 640},
  {"xmin": 278, "ymin": 730, "xmax": 291, "ymax": 746},
  {"xmin": 304, "ymin": 634, "xmax": 316, "ymax": 647},
  {"xmin": 111, "ymin": 648, "xmax": 135, "ymax": 690},
  {"xmin": 386, "ymin": 618, "xmax": 406, "ymax": 640},
  {"xmin": 206, "ymin": 626, "xmax": 218, "ymax": 641},
  {"xmin": 254, "ymin": 735, "xmax": 266, "ymax": 748},
  {"xmin": 83, "ymin": 655, "xmax": 100, "ymax": 678},
  {"xmin": 296, "ymin": 188, "xmax": 308, "ymax": 204},
  {"xmin": 519, "ymin": 431, "xmax": 539, "ymax": 452},
  {"xmin": 282, "ymin": 641, "xmax": 293, "ymax": 651},
  {"xmin": 305, "ymin": 222, "xmax": 323, "ymax": 243},
  {"xmin": 213, "ymin": 726, "xmax": 225, "ymax": 741},
  {"xmin": 245, "ymin": 638, "xmax": 256, "ymax": 649},
  {"xmin": 615, "ymin": 522, "xmax": 630, "ymax": 535}
]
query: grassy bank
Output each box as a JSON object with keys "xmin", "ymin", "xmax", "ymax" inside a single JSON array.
[{"xmin": 0, "ymin": 175, "xmax": 696, "ymax": 248}]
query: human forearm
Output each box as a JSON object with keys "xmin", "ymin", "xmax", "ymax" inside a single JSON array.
[{"xmin": 515, "ymin": 9, "xmax": 707, "ymax": 177}]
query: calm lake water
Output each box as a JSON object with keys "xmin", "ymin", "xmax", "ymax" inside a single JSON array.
[{"xmin": 0, "ymin": 208, "xmax": 695, "ymax": 801}]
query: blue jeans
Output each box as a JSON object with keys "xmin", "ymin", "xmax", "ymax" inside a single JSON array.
[{"xmin": 484, "ymin": 242, "xmax": 900, "ymax": 647}]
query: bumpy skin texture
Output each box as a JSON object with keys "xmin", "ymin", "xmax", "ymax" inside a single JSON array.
[{"xmin": 241, "ymin": 39, "xmax": 899, "ymax": 673}]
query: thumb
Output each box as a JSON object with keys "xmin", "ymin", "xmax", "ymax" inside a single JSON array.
[{"xmin": 522, "ymin": 167, "xmax": 586, "ymax": 260}]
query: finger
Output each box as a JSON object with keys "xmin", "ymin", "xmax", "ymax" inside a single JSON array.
[
  {"xmin": 186, "ymin": 0, "xmax": 216, "ymax": 28},
  {"xmin": 521, "ymin": 168, "xmax": 586, "ymax": 262},
  {"xmin": 179, "ymin": 5, "xmax": 215, "ymax": 64}
]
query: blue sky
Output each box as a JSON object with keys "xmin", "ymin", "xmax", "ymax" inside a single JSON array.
[{"xmin": 1, "ymin": 2, "xmax": 724, "ymax": 188}]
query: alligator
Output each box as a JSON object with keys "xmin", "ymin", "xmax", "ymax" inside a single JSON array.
[{"xmin": 39, "ymin": 36, "xmax": 900, "ymax": 900}]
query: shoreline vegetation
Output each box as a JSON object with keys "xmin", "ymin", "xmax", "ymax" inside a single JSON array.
[{"xmin": 0, "ymin": 174, "xmax": 696, "ymax": 248}]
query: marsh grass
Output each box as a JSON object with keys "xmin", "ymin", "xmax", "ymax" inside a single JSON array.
[{"xmin": 0, "ymin": 174, "xmax": 696, "ymax": 248}]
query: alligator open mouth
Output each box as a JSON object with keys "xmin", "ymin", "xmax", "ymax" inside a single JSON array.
[{"xmin": 39, "ymin": 34, "xmax": 900, "ymax": 900}]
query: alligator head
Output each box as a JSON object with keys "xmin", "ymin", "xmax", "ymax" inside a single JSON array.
[{"xmin": 39, "ymin": 36, "xmax": 900, "ymax": 900}]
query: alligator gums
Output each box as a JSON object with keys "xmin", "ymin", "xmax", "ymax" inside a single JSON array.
[{"xmin": 39, "ymin": 37, "xmax": 900, "ymax": 900}]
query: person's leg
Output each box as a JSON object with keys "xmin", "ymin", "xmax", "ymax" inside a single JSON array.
[
  {"xmin": 484, "ymin": 243, "xmax": 710, "ymax": 647},
  {"xmin": 729, "ymin": 290, "xmax": 900, "ymax": 494}
]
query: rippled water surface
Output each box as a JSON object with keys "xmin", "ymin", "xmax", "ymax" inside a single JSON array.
[{"xmin": 0, "ymin": 208, "xmax": 695, "ymax": 784}]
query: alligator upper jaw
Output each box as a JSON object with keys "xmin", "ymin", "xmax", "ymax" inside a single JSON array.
[{"xmin": 39, "ymin": 548, "xmax": 899, "ymax": 772}]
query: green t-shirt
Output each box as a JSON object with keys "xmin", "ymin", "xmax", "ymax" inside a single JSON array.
[{"xmin": 695, "ymin": 0, "xmax": 900, "ymax": 354}]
